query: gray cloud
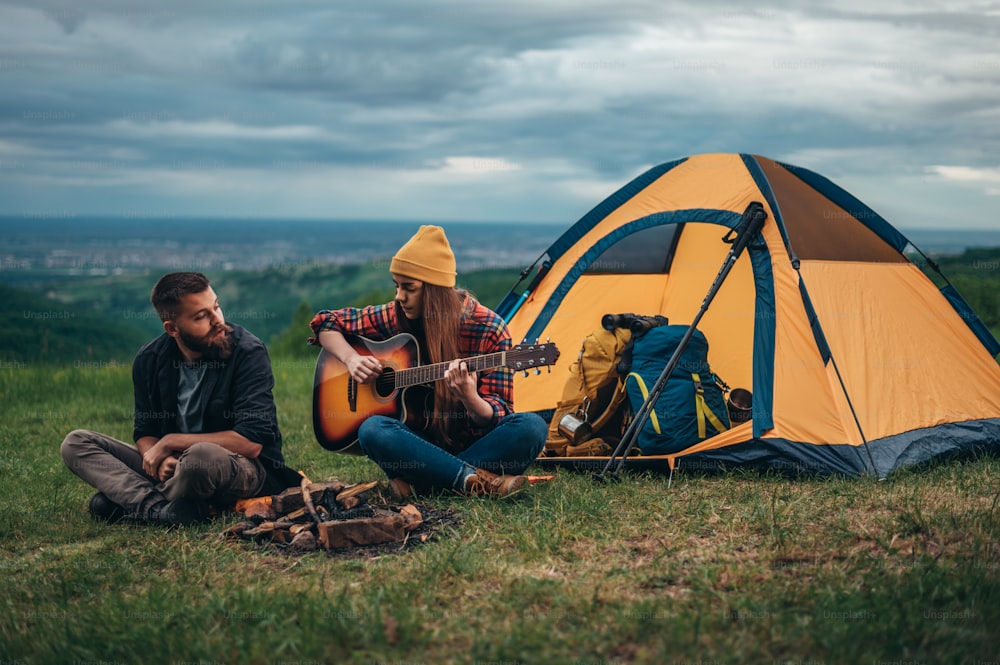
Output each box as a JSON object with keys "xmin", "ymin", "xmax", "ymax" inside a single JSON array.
[{"xmin": 0, "ymin": 0, "xmax": 997, "ymax": 228}]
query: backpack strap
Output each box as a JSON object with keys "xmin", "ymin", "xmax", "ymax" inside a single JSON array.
[
  {"xmin": 692, "ymin": 372, "xmax": 728, "ymax": 438},
  {"xmin": 626, "ymin": 372, "xmax": 661, "ymax": 434}
]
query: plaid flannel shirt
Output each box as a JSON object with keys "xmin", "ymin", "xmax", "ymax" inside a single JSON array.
[{"xmin": 310, "ymin": 296, "xmax": 514, "ymax": 448}]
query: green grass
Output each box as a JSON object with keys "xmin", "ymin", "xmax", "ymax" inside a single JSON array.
[{"xmin": 1, "ymin": 363, "xmax": 998, "ymax": 664}]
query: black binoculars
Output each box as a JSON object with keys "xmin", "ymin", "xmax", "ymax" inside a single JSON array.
[{"xmin": 601, "ymin": 313, "xmax": 669, "ymax": 335}]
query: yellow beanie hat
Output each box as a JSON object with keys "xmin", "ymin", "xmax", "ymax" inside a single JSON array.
[{"xmin": 390, "ymin": 225, "xmax": 457, "ymax": 287}]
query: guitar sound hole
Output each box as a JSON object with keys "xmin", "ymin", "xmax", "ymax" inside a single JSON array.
[{"xmin": 375, "ymin": 368, "xmax": 396, "ymax": 399}]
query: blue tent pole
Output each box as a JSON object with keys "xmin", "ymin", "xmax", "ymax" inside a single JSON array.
[{"xmin": 501, "ymin": 261, "xmax": 550, "ymax": 325}]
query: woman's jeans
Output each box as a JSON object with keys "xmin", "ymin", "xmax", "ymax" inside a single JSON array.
[{"xmin": 358, "ymin": 412, "xmax": 547, "ymax": 492}]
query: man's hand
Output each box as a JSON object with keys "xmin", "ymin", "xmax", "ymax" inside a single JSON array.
[
  {"xmin": 142, "ymin": 439, "xmax": 175, "ymax": 477},
  {"xmin": 157, "ymin": 456, "xmax": 179, "ymax": 482}
]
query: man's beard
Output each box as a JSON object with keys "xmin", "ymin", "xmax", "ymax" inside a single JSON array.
[{"xmin": 179, "ymin": 323, "xmax": 234, "ymax": 361}]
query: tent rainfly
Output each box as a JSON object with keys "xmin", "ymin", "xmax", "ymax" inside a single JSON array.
[{"xmin": 498, "ymin": 153, "xmax": 1000, "ymax": 478}]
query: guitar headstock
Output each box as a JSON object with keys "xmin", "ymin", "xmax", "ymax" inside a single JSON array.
[{"xmin": 510, "ymin": 340, "xmax": 560, "ymax": 376}]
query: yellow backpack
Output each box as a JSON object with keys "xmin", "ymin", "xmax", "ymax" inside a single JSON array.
[{"xmin": 543, "ymin": 325, "xmax": 632, "ymax": 457}]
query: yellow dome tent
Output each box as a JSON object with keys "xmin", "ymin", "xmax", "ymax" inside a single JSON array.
[{"xmin": 498, "ymin": 153, "xmax": 1000, "ymax": 477}]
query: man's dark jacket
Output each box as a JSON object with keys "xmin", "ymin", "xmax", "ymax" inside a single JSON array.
[{"xmin": 132, "ymin": 324, "xmax": 301, "ymax": 494}]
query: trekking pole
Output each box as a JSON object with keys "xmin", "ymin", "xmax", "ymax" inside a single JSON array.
[{"xmin": 594, "ymin": 201, "xmax": 768, "ymax": 483}]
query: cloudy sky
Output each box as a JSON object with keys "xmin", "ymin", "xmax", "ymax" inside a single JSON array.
[{"xmin": 1, "ymin": 0, "xmax": 998, "ymax": 229}]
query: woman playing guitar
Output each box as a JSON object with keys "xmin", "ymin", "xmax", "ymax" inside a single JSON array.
[{"xmin": 309, "ymin": 225, "xmax": 548, "ymax": 498}]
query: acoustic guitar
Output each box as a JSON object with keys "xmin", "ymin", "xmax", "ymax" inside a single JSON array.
[{"xmin": 312, "ymin": 333, "xmax": 560, "ymax": 454}]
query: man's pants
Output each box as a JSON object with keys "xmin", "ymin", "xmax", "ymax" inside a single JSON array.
[{"xmin": 61, "ymin": 429, "xmax": 266, "ymax": 518}]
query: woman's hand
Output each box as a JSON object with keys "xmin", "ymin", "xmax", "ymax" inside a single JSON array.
[
  {"xmin": 444, "ymin": 360, "xmax": 478, "ymax": 403},
  {"xmin": 444, "ymin": 359, "xmax": 495, "ymax": 426},
  {"xmin": 348, "ymin": 353, "xmax": 383, "ymax": 384}
]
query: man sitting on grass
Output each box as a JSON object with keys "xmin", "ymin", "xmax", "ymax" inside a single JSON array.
[{"xmin": 61, "ymin": 272, "xmax": 301, "ymax": 526}]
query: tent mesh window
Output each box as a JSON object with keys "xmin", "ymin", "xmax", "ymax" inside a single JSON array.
[{"xmin": 585, "ymin": 224, "xmax": 679, "ymax": 274}]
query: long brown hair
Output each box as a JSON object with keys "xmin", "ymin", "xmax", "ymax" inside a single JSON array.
[{"xmin": 408, "ymin": 283, "xmax": 468, "ymax": 447}]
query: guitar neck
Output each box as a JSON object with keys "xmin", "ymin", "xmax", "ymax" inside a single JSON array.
[{"xmin": 394, "ymin": 351, "xmax": 506, "ymax": 388}]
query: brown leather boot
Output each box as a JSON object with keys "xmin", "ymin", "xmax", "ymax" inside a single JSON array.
[
  {"xmin": 463, "ymin": 468, "xmax": 527, "ymax": 498},
  {"xmin": 388, "ymin": 477, "xmax": 412, "ymax": 499}
]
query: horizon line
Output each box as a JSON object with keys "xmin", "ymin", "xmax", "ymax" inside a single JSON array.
[{"xmin": 0, "ymin": 214, "xmax": 998, "ymax": 234}]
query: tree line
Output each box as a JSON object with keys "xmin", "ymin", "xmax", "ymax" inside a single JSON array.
[{"xmin": 2, "ymin": 248, "xmax": 999, "ymax": 364}]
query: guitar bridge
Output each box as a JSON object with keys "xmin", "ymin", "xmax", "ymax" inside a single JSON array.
[{"xmin": 348, "ymin": 376, "xmax": 357, "ymax": 412}]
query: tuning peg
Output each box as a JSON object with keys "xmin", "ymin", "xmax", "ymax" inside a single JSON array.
[
  {"xmin": 522, "ymin": 370, "xmax": 529, "ymax": 377},
  {"xmin": 534, "ymin": 368, "xmax": 541, "ymax": 375}
]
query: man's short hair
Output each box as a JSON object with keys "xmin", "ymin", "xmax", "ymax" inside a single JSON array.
[{"xmin": 151, "ymin": 272, "xmax": 211, "ymax": 321}]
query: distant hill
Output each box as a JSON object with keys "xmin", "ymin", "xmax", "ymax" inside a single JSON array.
[
  {"xmin": 916, "ymin": 248, "xmax": 1000, "ymax": 338},
  {"xmin": 0, "ymin": 284, "xmax": 149, "ymax": 364},
  {"xmin": 206, "ymin": 262, "xmax": 518, "ymax": 343},
  {"xmin": 3, "ymin": 247, "xmax": 997, "ymax": 365},
  {"xmin": 0, "ymin": 263, "xmax": 523, "ymax": 364},
  {"xmin": 903, "ymin": 228, "xmax": 1000, "ymax": 255}
]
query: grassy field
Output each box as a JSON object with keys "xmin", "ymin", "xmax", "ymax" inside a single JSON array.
[{"xmin": 1, "ymin": 361, "xmax": 997, "ymax": 665}]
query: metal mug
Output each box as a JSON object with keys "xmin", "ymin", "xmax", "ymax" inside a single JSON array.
[
  {"xmin": 727, "ymin": 388, "xmax": 753, "ymax": 423},
  {"xmin": 558, "ymin": 412, "xmax": 593, "ymax": 445}
]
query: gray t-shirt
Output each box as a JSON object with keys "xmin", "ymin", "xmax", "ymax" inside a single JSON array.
[{"xmin": 176, "ymin": 362, "xmax": 209, "ymax": 434}]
